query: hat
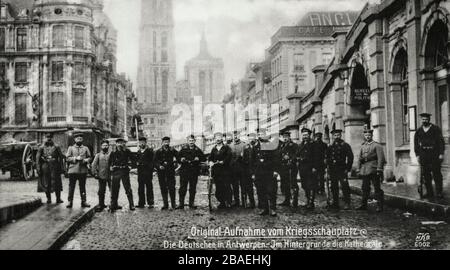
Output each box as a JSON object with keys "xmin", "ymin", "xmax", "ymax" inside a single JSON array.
[
  {"xmin": 73, "ymin": 132, "xmax": 84, "ymax": 138},
  {"xmin": 186, "ymin": 134, "xmax": 195, "ymax": 140},
  {"xmin": 233, "ymin": 131, "xmax": 239, "ymax": 135},
  {"xmin": 138, "ymin": 137, "xmax": 147, "ymax": 142},
  {"xmin": 301, "ymin": 128, "xmax": 312, "ymax": 134},
  {"xmin": 116, "ymin": 138, "xmax": 126, "ymax": 143},
  {"xmin": 419, "ymin": 113, "xmax": 432, "ymax": 118},
  {"xmin": 281, "ymin": 131, "xmax": 291, "ymax": 136},
  {"xmin": 363, "ymin": 129, "xmax": 374, "ymax": 134},
  {"xmin": 331, "ymin": 129, "xmax": 343, "ymax": 134},
  {"xmin": 162, "ymin": 136, "xmax": 171, "ymax": 141},
  {"xmin": 314, "ymin": 132, "xmax": 323, "ymax": 137},
  {"xmin": 214, "ymin": 132, "xmax": 224, "ymax": 138},
  {"xmin": 44, "ymin": 132, "xmax": 54, "ymax": 138}
]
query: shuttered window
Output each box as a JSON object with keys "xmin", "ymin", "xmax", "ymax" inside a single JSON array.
[
  {"xmin": 53, "ymin": 25, "xmax": 65, "ymax": 47},
  {"xmin": 16, "ymin": 28, "xmax": 27, "ymax": 51},
  {"xmin": 52, "ymin": 61, "xmax": 64, "ymax": 82},
  {"xmin": 15, "ymin": 62, "xmax": 27, "ymax": 83},
  {"xmin": 73, "ymin": 62, "xmax": 85, "ymax": 83}
]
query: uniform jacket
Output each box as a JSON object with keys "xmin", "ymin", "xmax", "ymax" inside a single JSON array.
[
  {"xmin": 110, "ymin": 148, "xmax": 134, "ymax": 171},
  {"xmin": 414, "ymin": 124, "xmax": 445, "ymax": 160},
  {"xmin": 280, "ymin": 140, "xmax": 298, "ymax": 168},
  {"xmin": 326, "ymin": 139, "xmax": 354, "ymax": 171},
  {"xmin": 229, "ymin": 140, "xmax": 245, "ymax": 167},
  {"xmin": 136, "ymin": 146, "xmax": 154, "ymax": 174},
  {"xmin": 296, "ymin": 140, "xmax": 317, "ymax": 168},
  {"xmin": 154, "ymin": 146, "xmax": 178, "ymax": 172},
  {"xmin": 178, "ymin": 144, "xmax": 205, "ymax": 176},
  {"xmin": 66, "ymin": 144, "xmax": 92, "ymax": 175},
  {"xmin": 242, "ymin": 143, "xmax": 256, "ymax": 175},
  {"xmin": 312, "ymin": 140, "xmax": 328, "ymax": 170},
  {"xmin": 209, "ymin": 144, "xmax": 232, "ymax": 178},
  {"xmin": 91, "ymin": 151, "xmax": 111, "ymax": 180},
  {"xmin": 358, "ymin": 141, "xmax": 385, "ymax": 176},
  {"xmin": 36, "ymin": 142, "xmax": 64, "ymax": 193},
  {"xmin": 252, "ymin": 140, "xmax": 278, "ymax": 175}
]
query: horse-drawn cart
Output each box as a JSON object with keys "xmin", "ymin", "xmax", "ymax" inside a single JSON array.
[{"xmin": 0, "ymin": 141, "xmax": 38, "ymax": 181}]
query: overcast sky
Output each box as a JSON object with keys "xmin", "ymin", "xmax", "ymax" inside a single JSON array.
[{"xmin": 104, "ymin": 0, "xmax": 367, "ymax": 92}]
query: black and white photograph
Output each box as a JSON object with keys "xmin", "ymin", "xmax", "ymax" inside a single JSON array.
[{"xmin": 0, "ymin": 0, "xmax": 449, "ymax": 255}]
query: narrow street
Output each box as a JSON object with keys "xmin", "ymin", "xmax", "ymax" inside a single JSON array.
[{"xmin": 55, "ymin": 175, "xmax": 450, "ymax": 250}]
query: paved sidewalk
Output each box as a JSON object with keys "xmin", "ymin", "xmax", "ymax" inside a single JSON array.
[
  {"xmin": 348, "ymin": 179, "xmax": 450, "ymax": 221},
  {"xmin": 0, "ymin": 194, "xmax": 42, "ymax": 226},
  {"xmin": 0, "ymin": 178, "xmax": 100, "ymax": 250}
]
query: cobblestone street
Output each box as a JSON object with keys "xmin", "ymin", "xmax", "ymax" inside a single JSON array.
[{"xmin": 60, "ymin": 175, "xmax": 450, "ymax": 250}]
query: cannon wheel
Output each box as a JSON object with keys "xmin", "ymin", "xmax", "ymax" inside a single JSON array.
[{"xmin": 22, "ymin": 144, "xmax": 36, "ymax": 181}]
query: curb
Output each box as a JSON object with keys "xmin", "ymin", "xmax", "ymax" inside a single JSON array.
[
  {"xmin": 350, "ymin": 186, "xmax": 450, "ymax": 221},
  {"xmin": 0, "ymin": 197, "xmax": 42, "ymax": 227},
  {"xmin": 48, "ymin": 207, "xmax": 96, "ymax": 250}
]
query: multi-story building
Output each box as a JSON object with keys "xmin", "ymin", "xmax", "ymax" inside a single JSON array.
[
  {"xmin": 267, "ymin": 11, "xmax": 358, "ymax": 138},
  {"xmin": 297, "ymin": 0, "xmax": 450, "ymax": 187},
  {"xmin": 0, "ymin": 0, "xmax": 134, "ymax": 153}
]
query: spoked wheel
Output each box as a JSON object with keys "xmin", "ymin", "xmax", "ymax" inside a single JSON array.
[{"xmin": 22, "ymin": 144, "xmax": 36, "ymax": 181}]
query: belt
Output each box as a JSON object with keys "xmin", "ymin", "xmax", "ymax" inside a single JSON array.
[
  {"xmin": 360, "ymin": 157, "xmax": 376, "ymax": 164},
  {"xmin": 421, "ymin": 146, "xmax": 434, "ymax": 150}
]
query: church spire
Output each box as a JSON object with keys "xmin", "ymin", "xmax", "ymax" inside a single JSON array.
[{"xmin": 198, "ymin": 29, "xmax": 212, "ymax": 59}]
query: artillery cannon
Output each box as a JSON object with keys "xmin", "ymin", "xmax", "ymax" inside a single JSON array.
[{"xmin": 0, "ymin": 141, "xmax": 38, "ymax": 181}]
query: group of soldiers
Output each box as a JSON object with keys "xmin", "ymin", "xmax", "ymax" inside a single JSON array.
[{"xmin": 36, "ymin": 112, "xmax": 446, "ymax": 216}]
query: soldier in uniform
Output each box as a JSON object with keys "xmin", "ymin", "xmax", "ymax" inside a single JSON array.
[
  {"xmin": 296, "ymin": 128, "xmax": 319, "ymax": 210},
  {"xmin": 356, "ymin": 129, "xmax": 386, "ymax": 212},
  {"xmin": 326, "ymin": 129, "xmax": 354, "ymax": 211},
  {"xmin": 414, "ymin": 113, "xmax": 446, "ymax": 199},
  {"xmin": 242, "ymin": 133, "xmax": 257, "ymax": 209},
  {"xmin": 177, "ymin": 135, "xmax": 205, "ymax": 210},
  {"xmin": 209, "ymin": 132, "xmax": 233, "ymax": 209},
  {"xmin": 36, "ymin": 132, "xmax": 64, "ymax": 204},
  {"xmin": 66, "ymin": 133, "xmax": 92, "ymax": 209},
  {"xmin": 136, "ymin": 137, "xmax": 155, "ymax": 209},
  {"xmin": 313, "ymin": 132, "xmax": 328, "ymax": 195},
  {"xmin": 279, "ymin": 131, "xmax": 299, "ymax": 208},
  {"xmin": 91, "ymin": 140, "xmax": 112, "ymax": 212},
  {"xmin": 252, "ymin": 128, "xmax": 279, "ymax": 216},
  {"xmin": 109, "ymin": 138, "xmax": 135, "ymax": 211},
  {"xmin": 154, "ymin": 137, "xmax": 178, "ymax": 210},
  {"xmin": 229, "ymin": 131, "xmax": 246, "ymax": 207}
]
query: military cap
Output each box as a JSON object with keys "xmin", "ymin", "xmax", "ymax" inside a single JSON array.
[
  {"xmin": 363, "ymin": 129, "xmax": 374, "ymax": 134},
  {"xmin": 100, "ymin": 139, "xmax": 110, "ymax": 145},
  {"xmin": 73, "ymin": 132, "xmax": 84, "ymax": 138},
  {"xmin": 186, "ymin": 134, "xmax": 196, "ymax": 140},
  {"xmin": 138, "ymin": 137, "xmax": 147, "ymax": 142},
  {"xmin": 301, "ymin": 128, "xmax": 312, "ymax": 134},
  {"xmin": 331, "ymin": 129, "xmax": 343, "ymax": 134},
  {"xmin": 214, "ymin": 132, "xmax": 224, "ymax": 138},
  {"xmin": 281, "ymin": 131, "xmax": 291, "ymax": 136},
  {"xmin": 256, "ymin": 128, "xmax": 267, "ymax": 133},
  {"xmin": 161, "ymin": 136, "xmax": 171, "ymax": 141},
  {"xmin": 116, "ymin": 138, "xmax": 126, "ymax": 143},
  {"xmin": 314, "ymin": 132, "xmax": 323, "ymax": 137},
  {"xmin": 419, "ymin": 113, "xmax": 432, "ymax": 118},
  {"xmin": 233, "ymin": 131, "xmax": 239, "ymax": 135}
]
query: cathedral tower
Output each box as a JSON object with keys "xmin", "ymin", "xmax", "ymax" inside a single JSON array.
[{"xmin": 137, "ymin": 0, "xmax": 176, "ymax": 106}]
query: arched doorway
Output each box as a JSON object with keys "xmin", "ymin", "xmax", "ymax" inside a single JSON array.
[
  {"xmin": 392, "ymin": 47, "xmax": 409, "ymax": 145},
  {"xmin": 349, "ymin": 62, "xmax": 371, "ymax": 130},
  {"xmin": 424, "ymin": 19, "xmax": 450, "ymax": 139}
]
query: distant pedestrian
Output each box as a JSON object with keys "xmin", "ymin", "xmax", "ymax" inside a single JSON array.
[
  {"xmin": 66, "ymin": 133, "xmax": 92, "ymax": 209},
  {"xmin": 414, "ymin": 113, "xmax": 446, "ymax": 199},
  {"xmin": 91, "ymin": 140, "xmax": 112, "ymax": 212},
  {"xmin": 36, "ymin": 132, "xmax": 64, "ymax": 204}
]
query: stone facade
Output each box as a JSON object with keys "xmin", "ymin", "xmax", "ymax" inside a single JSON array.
[{"xmin": 0, "ymin": 0, "xmax": 134, "ymax": 153}]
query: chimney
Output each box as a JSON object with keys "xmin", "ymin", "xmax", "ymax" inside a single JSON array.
[{"xmin": 312, "ymin": 65, "xmax": 326, "ymax": 96}]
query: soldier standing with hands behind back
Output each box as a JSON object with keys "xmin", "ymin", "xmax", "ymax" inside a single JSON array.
[
  {"xmin": 356, "ymin": 129, "xmax": 386, "ymax": 212},
  {"xmin": 66, "ymin": 133, "xmax": 92, "ymax": 209}
]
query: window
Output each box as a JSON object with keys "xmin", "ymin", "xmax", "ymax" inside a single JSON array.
[
  {"xmin": 322, "ymin": 53, "xmax": 333, "ymax": 65},
  {"xmin": 0, "ymin": 28, "xmax": 5, "ymax": 52},
  {"xmin": 294, "ymin": 54, "xmax": 305, "ymax": 73},
  {"xmin": 199, "ymin": 71, "xmax": 206, "ymax": 98},
  {"xmin": 144, "ymin": 118, "xmax": 148, "ymax": 124},
  {"xmin": 50, "ymin": 92, "xmax": 64, "ymax": 116},
  {"xmin": 150, "ymin": 118, "xmax": 154, "ymax": 124},
  {"xmin": 16, "ymin": 28, "xmax": 27, "ymax": 51},
  {"xmin": 310, "ymin": 51, "xmax": 317, "ymax": 68},
  {"xmin": 14, "ymin": 93, "xmax": 27, "ymax": 125},
  {"xmin": 72, "ymin": 90, "xmax": 85, "ymax": 117},
  {"xmin": 15, "ymin": 62, "xmax": 27, "ymax": 83},
  {"xmin": 162, "ymin": 71, "xmax": 168, "ymax": 103},
  {"xmin": 153, "ymin": 51, "xmax": 157, "ymax": 63},
  {"xmin": 52, "ymin": 25, "xmax": 65, "ymax": 47},
  {"xmin": 161, "ymin": 50, "xmax": 168, "ymax": 62},
  {"xmin": 52, "ymin": 61, "xmax": 64, "ymax": 82},
  {"xmin": 74, "ymin": 26, "xmax": 84, "ymax": 49},
  {"xmin": 438, "ymin": 84, "xmax": 449, "ymax": 138},
  {"xmin": 161, "ymin": 32, "xmax": 168, "ymax": 48},
  {"xmin": 73, "ymin": 62, "xmax": 85, "ymax": 83},
  {"xmin": 0, "ymin": 62, "xmax": 6, "ymax": 81},
  {"xmin": 153, "ymin": 31, "xmax": 157, "ymax": 48}
]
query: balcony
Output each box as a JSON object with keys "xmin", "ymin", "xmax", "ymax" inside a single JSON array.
[{"xmin": 73, "ymin": 116, "xmax": 89, "ymax": 123}]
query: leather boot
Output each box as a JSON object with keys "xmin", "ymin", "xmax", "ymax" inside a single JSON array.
[
  {"xmin": 177, "ymin": 196, "xmax": 185, "ymax": 210},
  {"xmin": 46, "ymin": 192, "xmax": 52, "ymax": 204},
  {"xmin": 56, "ymin": 191, "xmax": 63, "ymax": 204}
]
